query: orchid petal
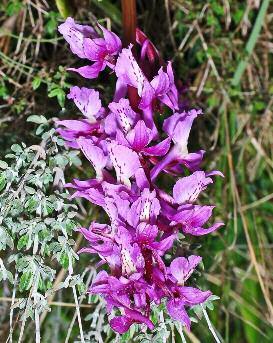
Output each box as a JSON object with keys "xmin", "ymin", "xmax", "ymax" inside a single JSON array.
[
  {"xmin": 58, "ymin": 17, "xmax": 97, "ymax": 59},
  {"xmin": 67, "ymin": 86, "xmax": 101, "ymax": 120},
  {"xmin": 173, "ymin": 171, "xmax": 213, "ymax": 205},
  {"xmin": 127, "ymin": 120, "xmax": 151, "ymax": 151},
  {"xmin": 77, "ymin": 138, "xmax": 107, "ymax": 178},
  {"xmin": 166, "ymin": 299, "xmax": 191, "ymax": 330},
  {"xmin": 110, "ymin": 316, "xmax": 133, "ymax": 334},
  {"xmin": 68, "ymin": 61, "xmax": 106, "ymax": 79},
  {"xmin": 170, "ymin": 255, "xmax": 202, "ymax": 284},
  {"xmin": 98, "ymin": 24, "xmax": 122, "ymax": 54},
  {"xmin": 108, "ymin": 143, "xmax": 141, "ymax": 186},
  {"xmin": 83, "ymin": 37, "xmax": 106, "ymax": 61},
  {"xmin": 143, "ymin": 137, "xmax": 171, "ymax": 156}
]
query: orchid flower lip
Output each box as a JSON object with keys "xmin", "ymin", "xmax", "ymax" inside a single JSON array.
[{"xmin": 57, "ymin": 17, "xmax": 224, "ymax": 333}]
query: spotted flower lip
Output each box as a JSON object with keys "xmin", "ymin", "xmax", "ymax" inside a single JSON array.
[
  {"xmin": 173, "ymin": 170, "xmax": 223, "ymax": 205},
  {"xmin": 57, "ymin": 19, "xmax": 224, "ymax": 333}
]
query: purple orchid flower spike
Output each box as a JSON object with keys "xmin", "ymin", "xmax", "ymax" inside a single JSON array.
[{"xmin": 57, "ymin": 18, "xmax": 223, "ymax": 334}]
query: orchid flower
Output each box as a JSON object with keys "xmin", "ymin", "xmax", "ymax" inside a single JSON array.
[
  {"xmin": 57, "ymin": 18, "xmax": 224, "ymax": 334},
  {"xmin": 59, "ymin": 18, "xmax": 121, "ymax": 78}
]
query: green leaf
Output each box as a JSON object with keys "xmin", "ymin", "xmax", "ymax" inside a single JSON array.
[
  {"xmin": 17, "ymin": 234, "xmax": 29, "ymax": 250},
  {"xmin": 55, "ymin": 0, "xmax": 73, "ymax": 19},
  {"xmin": 27, "ymin": 115, "xmax": 48, "ymax": 124},
  {"xmin": 6, "ymin": 0, "xmax": 23, "ymax": 16},
  {"xmin": 25, "ymin": 197, "xmax": 38, "ymax": 212},
  {"xmin": 0, "ymin": 172, "xmax": 7, "ymax": 192},
  {"xmin": 59, "ymin": 251, "xmax": 69, "ymax": 269},
  {"xmin": 45, "ymin": 11, "xmax": 60, "ymax": 35},
  {"xmin": 0, "ymin": 160, "xmax": 8, "ymax": 169},
  {"xmin": 32, "ymin": 76, "xmax": 42, "ymax": 90},
  {"xmin": 48, "ymin": 87, "xmax": 66, "ymax": 108},
  {"xmin": 0, "ymin": 227, "xmax": 14, "ymax": 250},
  {"xmin": 19, "ymin": 271, "xmax": 34, "ymax": 291},
  {"xmin": 11, "ymin": 144, "xmax": 23, "ymax": 153},
  {"xmin": 24, "ymin": 186, "xmax": 36, "ymax": 194}
]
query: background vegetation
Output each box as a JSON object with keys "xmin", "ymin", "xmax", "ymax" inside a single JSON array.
[{"xmin": 0, "ymin": 0, "xmax": 273, "ymax": 342}]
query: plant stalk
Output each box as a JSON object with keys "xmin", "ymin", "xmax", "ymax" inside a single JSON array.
[{"xmin": 121, "ymin": 0, "xmax": 137, "ymax": 47}]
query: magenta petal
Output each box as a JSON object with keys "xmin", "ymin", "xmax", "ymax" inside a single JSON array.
[
  {"xmin": 179, "ymin": 287, "xmax": 211, "ymax": 305},
  {"xmin": 110, "ymin": 316, "xmax": 133, "ymax": 334},
  {"xmin": 56, "ymin": 119, "xmax": 97, "ymax": 132},
  {"xmin": 67, "ymin": 86, "xmax": 101, "ymax": 120},
  {"xmin": 152, "ymin": 233, "xmax": 177, "ymax": 254},
  {"xmin": 109, "ymin": 98, "xmax": 138, "ymax": 133},
  {"xmin": 58, "ymin": 17, "xmax": 97, "ymax": 59},
  {"xmin": 136, "ymin": 223, "xmax": 158, "ymax": 242},
  {"xmin": 163, "ymin": 109, "xmax": 202, "ymax": 150},
  {"xmin": 83, "ymin": 37, "xmax": 106, "ymax": 61},
  {"xmin": 184, "ymin": 222, "xmax": 224, "ymax": 236},
  {"xmin": 151, "ymin": 66, "xmax": 170, "ymax": 95},
  {"xmin": 188, "ymin": 205, "xmax": 214, "ymax": 227},
  {"xmin": 173, "ymin": 171, "xmax": 213, "ymax": 205},
  {"xmin": 143, "ymin": 137, "xmax": 171, "ymax": 156},
  {"xmin": 108, "ymin": 143, "xmax": 141, "ymax": 186},
  {"xmin": 68, "ymin": 61, "xmax": 105, "ymax": 79},
  {"xmin": 70, "ymin": 188, "xmax": 105, "ymax": 206},
  {"xmin": 170, "ymin": 255, "xmax": 202, "ymax": 284},
  {"xmin": 206, "ymin": 170, "xmax": 225, "ymax": 178},
  {"xmin": 115, "ymin": 45, "xmax": 146, "ymax": 94},
  {"xmin": 135, "ymin": 168, "xmax": 150, "ymax": 190},
  {"xmin": 124, "ymin": 308, "xmax": 154, "ymax": 330},
  {"xmin": 98, "ymin": 24, "xmax": 122, "ymax": 54},
  {"xmin": 166, "ymin": 299, "xmax": 191, "ymax": 330},
  {"xmin": 77, "ymin": 138, "xmax": 107, "ymax": 178},
  {"xmin": 178, "ymin": 150, "xmax": 205, "ymax": 172},
  {"xmin": 138, "ymin": 80, "xmax": 155, "ymax": 109},
  {"xmin": 127, "ymin": 120, "xmax": 150, "ymax": 151}
]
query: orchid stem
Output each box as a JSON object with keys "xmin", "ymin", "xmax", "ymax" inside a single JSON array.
[
  {"xmin": 121, "ymin": 0, "xmax": 137, "ymax": 46},
  {"xmin": 201, "ymin": 304, "xmax": 221, "ymax": 343}
]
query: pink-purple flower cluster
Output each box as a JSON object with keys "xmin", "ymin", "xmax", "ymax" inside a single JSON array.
[{"xmin": 57, "ymin": 18, "xmax": 224, "ymax": 334}]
